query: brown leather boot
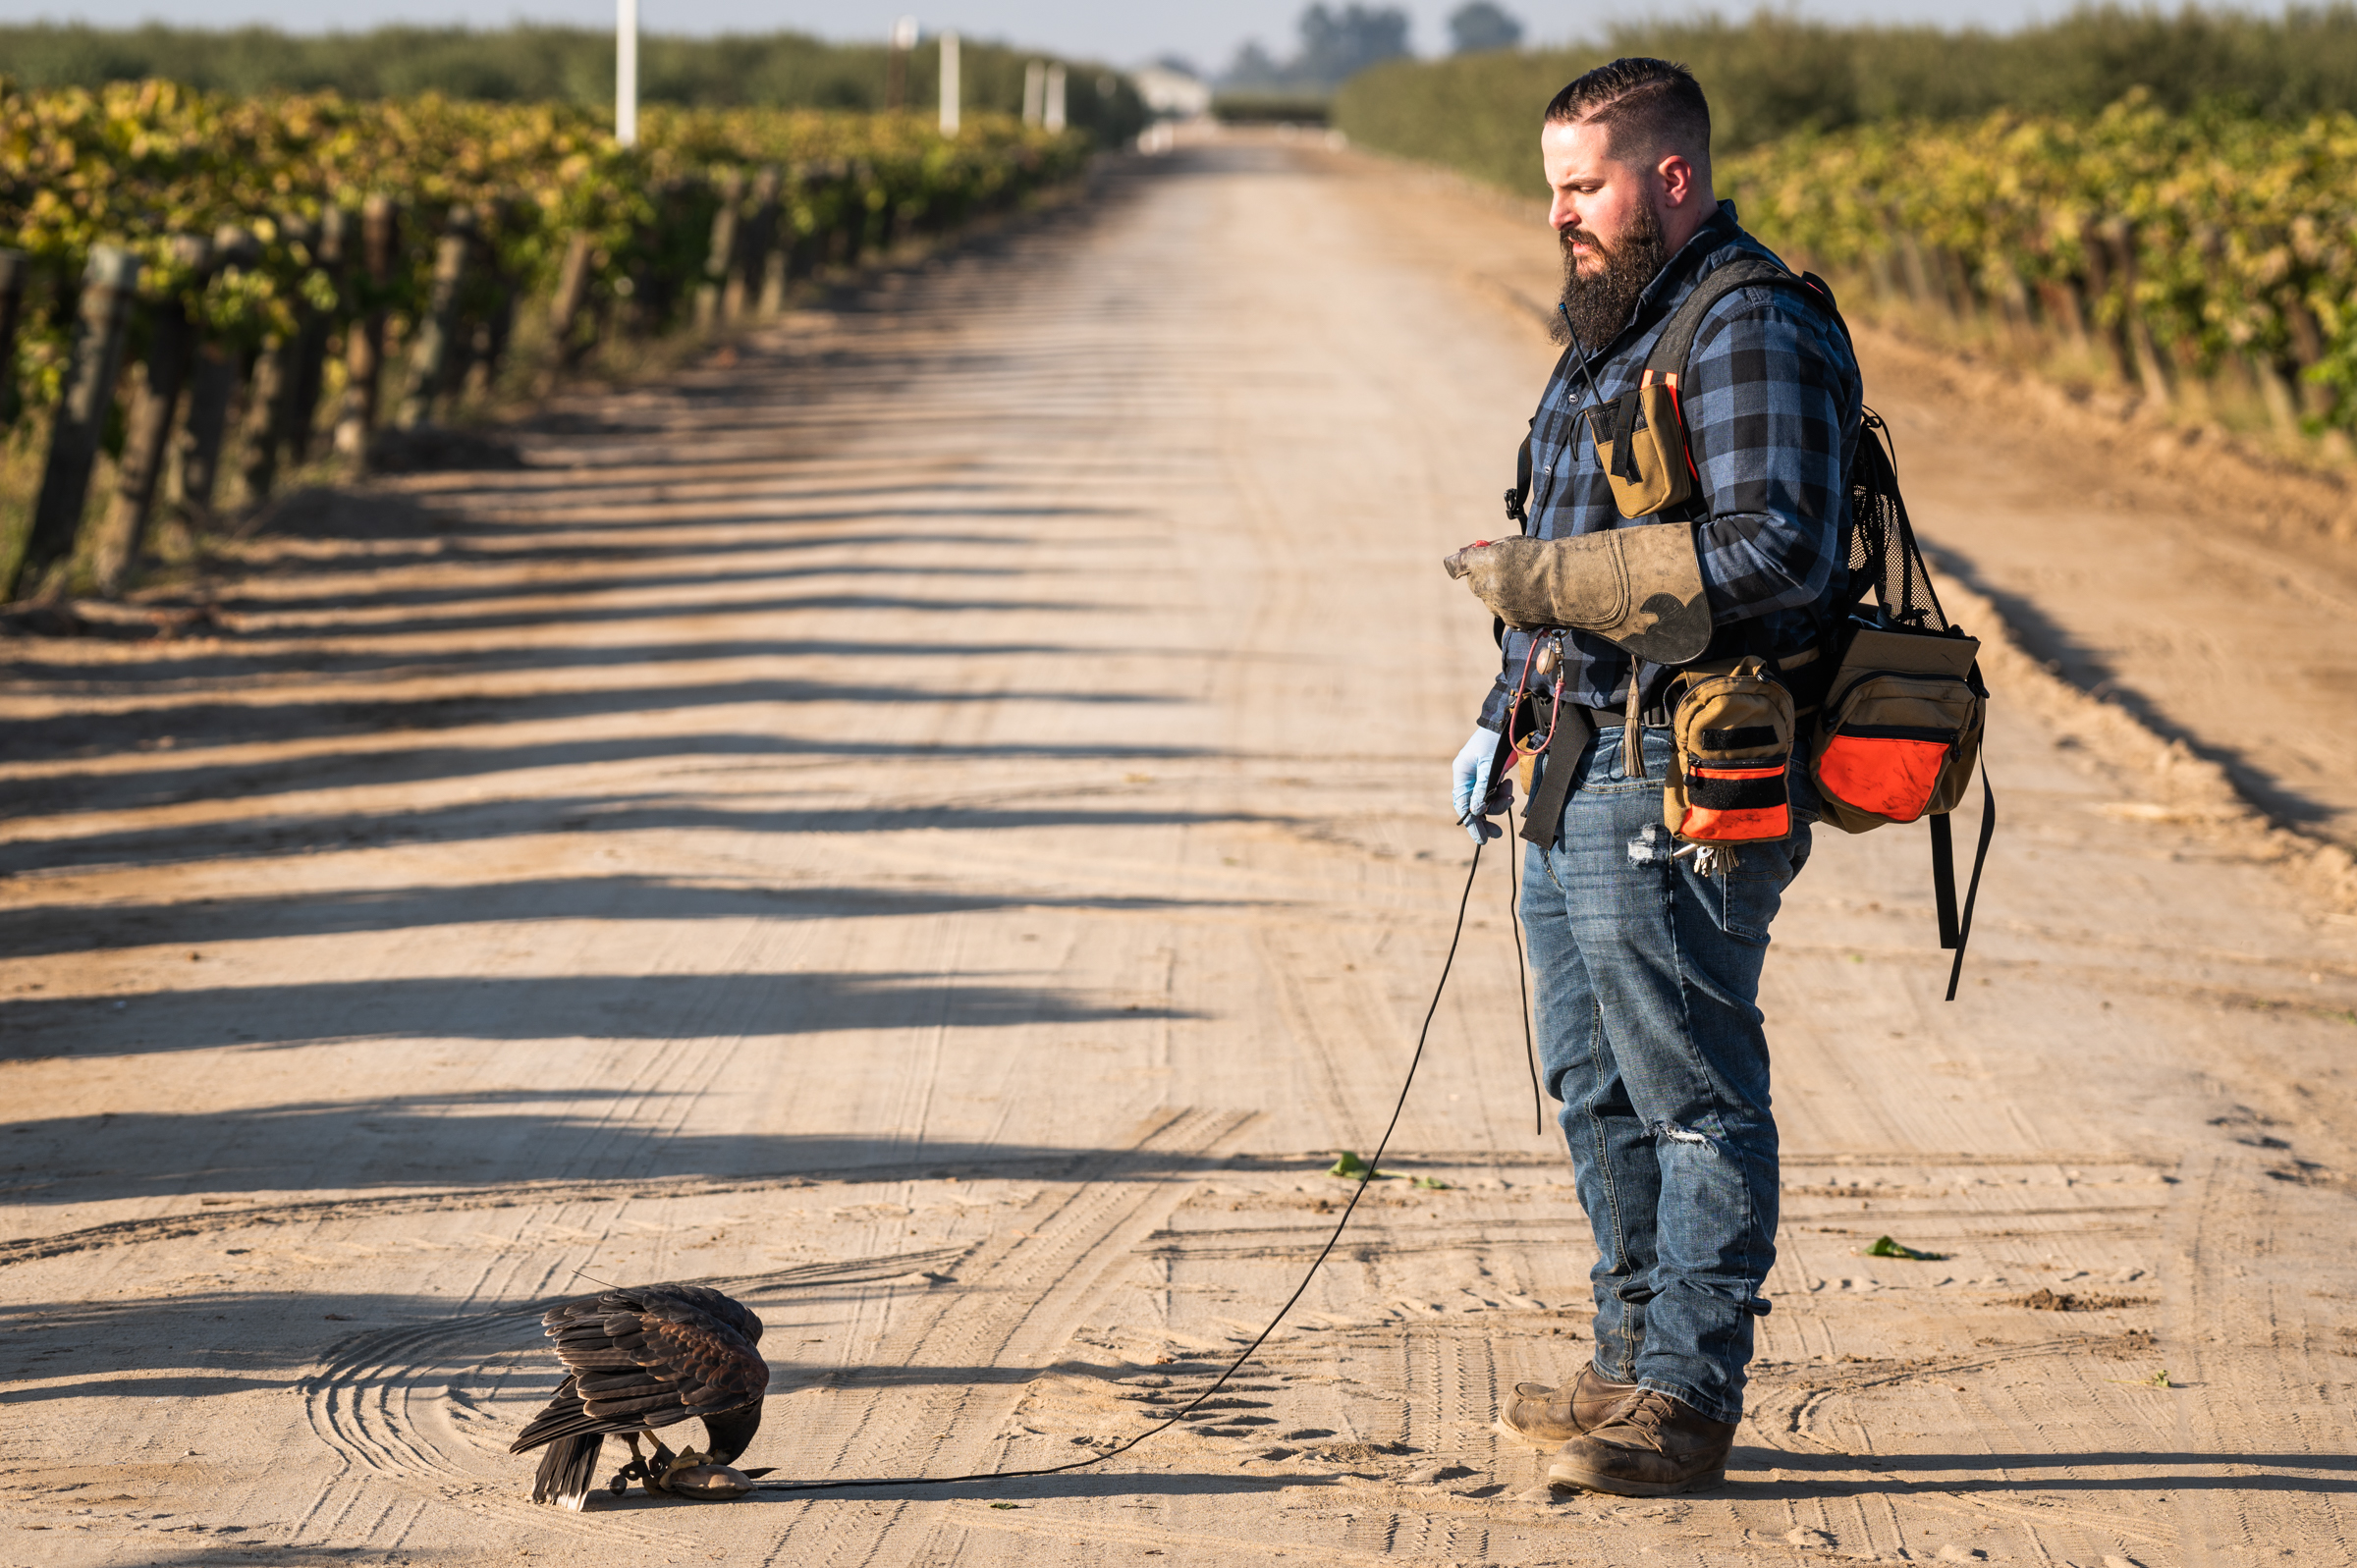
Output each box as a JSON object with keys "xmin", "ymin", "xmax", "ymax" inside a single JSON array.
[
  {"xmin": 1544, "ymin": 1387, "xmax": 1736, "ymax": 1496},
  {"xmin": 1495, "ymin": 1365, "xmax": 1639, "ymax": 1447}
]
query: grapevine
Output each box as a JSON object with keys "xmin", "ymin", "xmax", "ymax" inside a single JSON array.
[
  {"xmin": 0, "ymin": 80, "xmax": 1089, "ymax": 419},
  {"xmin": 1723, "ymin": 92, "xmax": 2357, "ymax": 429}
]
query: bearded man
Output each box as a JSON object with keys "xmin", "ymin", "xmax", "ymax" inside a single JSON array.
[{"xmin": 1448, "ymin": 58, "xmax": 1862, "ymax": 1496}]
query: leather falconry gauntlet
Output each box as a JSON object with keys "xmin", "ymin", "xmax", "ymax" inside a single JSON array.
[{"xmin": 1442, "ymin": 524, "xmax": 1711, "ymax": 666}]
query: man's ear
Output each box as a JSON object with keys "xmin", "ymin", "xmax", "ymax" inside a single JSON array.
[{"xmin": 1656, "ymin": 153, "xmax": 1703, "ymax": 209}]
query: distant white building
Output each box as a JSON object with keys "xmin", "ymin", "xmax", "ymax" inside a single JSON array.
[{"xmin": 1132, "ymin": 65, "xmax": 1212, "ymax": 121}]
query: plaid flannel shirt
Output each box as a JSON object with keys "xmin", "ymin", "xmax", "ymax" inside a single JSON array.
[{"xmin": 1478, "ymin": 201, "xmax": 1862, "ymax": 730}]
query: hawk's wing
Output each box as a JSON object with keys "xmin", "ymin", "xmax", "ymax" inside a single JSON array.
[{"xmin": 524, "ymin": 1285, "xmax": 768, "ymax": 1440}]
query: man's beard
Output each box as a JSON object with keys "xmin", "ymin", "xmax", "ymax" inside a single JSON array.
[{"xmin": 1552, "ymin": 203, "xmax": 1669, "ymax": 353}]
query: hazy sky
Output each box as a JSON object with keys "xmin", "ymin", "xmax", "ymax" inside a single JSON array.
[{"xmin": 0, "ymin": 2, "xmax": 2110, "ymax": 72}]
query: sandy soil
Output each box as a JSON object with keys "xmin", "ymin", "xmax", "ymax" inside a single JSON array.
[{"xmin": 4, "ymin": 133, "xmax": 2356, "ymax": 1567}]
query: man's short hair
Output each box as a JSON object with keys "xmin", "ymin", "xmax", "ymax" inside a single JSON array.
[{"xmin": 1544, "ymin": 57, "xmax": 1711, "ymax": 173}]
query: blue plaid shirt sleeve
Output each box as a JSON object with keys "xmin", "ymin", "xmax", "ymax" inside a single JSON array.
[{"xmin": 1680, "ymin": 292, "xmax": 1856, "ymax": 626}]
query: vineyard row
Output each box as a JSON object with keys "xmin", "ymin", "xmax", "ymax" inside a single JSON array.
[
  {"xmin": 1721, "ymin": 94, "xmax": 2357, "ymax": 446},
  {"xmin": 0, "ymin": 81, "xmax": 1090, "ymax": 602}
]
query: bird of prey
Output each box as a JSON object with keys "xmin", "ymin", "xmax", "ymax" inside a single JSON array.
[{"xmin": 508, "ymin": 1282, "xmax": 768, "ymax": 1509}]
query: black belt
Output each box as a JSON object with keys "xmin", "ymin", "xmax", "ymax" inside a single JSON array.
[{"xmin": 1575, "ymin": 702, "xmax": 1672, "ymax": 730}]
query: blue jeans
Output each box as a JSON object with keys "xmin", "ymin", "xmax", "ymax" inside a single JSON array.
[{"xmin": 1520, "ymin": 719, "xmax": 1811, "ymax": 1424}]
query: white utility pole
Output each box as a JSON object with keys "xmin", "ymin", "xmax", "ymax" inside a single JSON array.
[
  {"xmin": 1022, "ymin": 60, "xmax": 1045, "ymax": 127},
  {"xmin": 887, "ymin": 17, "xmax": 918, "ymax": 111},
  {"xmin": 616, "ymin": 0, "xmax": 639, "ymax": 147},
  {"xmin": 939, "ymin": 31, "xmax": 961, "ymax": 135},
  {"xmin": 1044, "ymin": 63, "xmax": 1067, "ymax": 133}
]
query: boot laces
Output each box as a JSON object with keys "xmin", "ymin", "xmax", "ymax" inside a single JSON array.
[{"xmin": 1614, "ymin": 1388, "xmax": 1679, "ymax": 1447}]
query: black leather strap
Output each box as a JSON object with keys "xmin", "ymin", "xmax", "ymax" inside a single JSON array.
[
  {"xmin": 1931, "ymin": 812, "xmax": 1959, "ymax": 948},
  {"xmin": 1939, "ymin": 764, "xmax": 1997, "ymax": 1002},
  {"xmin": 1507, "ymin": 432, "xmax": 1533, "ymax": 527},
  {"xmin": 1518, "ymin": 706, "xmax": 1597, "ymax": 847}
]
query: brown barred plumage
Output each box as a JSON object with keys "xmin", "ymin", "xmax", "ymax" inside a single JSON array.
[{"xmin": 508, "ymin": 1282, "xmax": 767, "ymax": 1509}]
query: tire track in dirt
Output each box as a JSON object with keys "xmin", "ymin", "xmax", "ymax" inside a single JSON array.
[
  {"xmin": 754, "ymin": 1107, "xmax": 1254, "ymax": 1561},
  {"xmin": 2162, "ymin": 1151, "xmax": 2357, "ymax": 1567}
]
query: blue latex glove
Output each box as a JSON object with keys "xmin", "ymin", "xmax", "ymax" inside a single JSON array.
[{"xmin": 1452, "ymin": 726, "xmax": 1507, "ymax": 843}]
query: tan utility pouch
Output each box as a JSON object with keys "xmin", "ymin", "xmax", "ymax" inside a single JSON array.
[
  {"xmin": 1809, "ymin": 625, "xmax": 1986, "ymax": 835},
  {"xmin": 1587, "ymin": 372, "xmax": 1694, "ymax": 518},
  {"xmin": 1663, "ymin": 655, "xmax": 1795, "ymax": 844}
]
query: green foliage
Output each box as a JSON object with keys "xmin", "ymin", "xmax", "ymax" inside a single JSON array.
[
  {"xmin": 0, "ymin": 23, "xmax": 1147, "ymax": 142},
  {"xmin": 1725, "ymin": 96, "xmax": 2357, "ymax": 426},
  {"xmin": 1331, "ymin": 7, "xmax": 2357, "ymax": 434},
  {"xmin": 0, "ymin": 81, "xmax": 1091, "ymax": 424},
  {"xmin": 1325, "ymin": 1150, "xmax": 1448, "ymax": 1187},
  {"xmin": 1334, "ymin": 5, "xmax": 2357, "ymax": 193},
  {"xmin": 1864, "ymin": 1235, "xmax": 1947, "ymax": 1260}
]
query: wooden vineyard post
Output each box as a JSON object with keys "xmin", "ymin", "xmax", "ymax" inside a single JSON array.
[
  {"xmin": 281, "ymin": 206, "xmax": 351, "ymax": 466},
  {"xmin": 235, "ymin": 333, "xmax": 291, "ymax": 509},
  {"xmin": 547, "ymin": 230, "xmax": 597, "ymax": 371},
  {"xmin": 1861, "ymin": 245, "xmax": 1896, "ymax": 303},
  {"xmin": 1895, "ymin": 231, "xmax": 1938, "ymax": 311},
  {"xmin": 757, "ymin": 166, "xmax": 794, "ymax": 318},
  {"xmin": 481, "ymin": 208, "xmax": 523, "ymax": 391},
  {"xmin": 449, "ymin": 200, "xmax": 512, "ymax": 405},
  {"xmin": 838, "ymin": 163, "xmax": 866, "ymax": 269},
  {"xmin": 0, "ymin": 248, "xmax": 27, "ymax": 426},
  {"xmin": 623, "ymin": 180, "xmax": 687, "ymax": 334},
  {"xmin": 228, "ymin": 214, "xmax": 325, "ymax": 507},
  {"xmin": 1991, "ymin": 256, "xmax": 2036, "ymax": 346},
  {"xmin": 0, "ymin": 247, "xmax": 34, "ymax": 590},
  {"xmin": 396, "ymin": 204, "xmax": 475, "ymax": 428},
  {"xmin": 2104, "ymin": 220, "xmax": 2172, "ymax": 407},
  {"xmin": 89, "ymin": 234, "xmax": 214, "ymax": 597},
  {"xmin": 333, "ymin": 194, "xmax": 399, "ymax": 466},
  {"xmin": 167, "ymin": 225, "xmax": 254, "ymax": 525},
  {"xmin": 786, "ymin": 163, "xmax": 824, "ymax": 286},
  {"xmin": 2035, "ymin": 278, "xmax": 2089, "ymax": 350},
  {"xmin": 9, "ymin": 244, "xmax": 141, "ymax": 601},
  {"xmin": 2077, "ymin": 220, "xmax": 2135, "ymax": 387},
  {"xmin": 853, "ymin": 161, "xmax": 880, "ymax": 264},
  {"xmin": 734, "ymin": 165, "xmax": 781, "ymax": 322},
  {"xmin": 696, "ymin": 171, "xmax": 744, "ymax": 332}
]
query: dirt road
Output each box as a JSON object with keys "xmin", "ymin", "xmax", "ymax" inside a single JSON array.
[{"xmin": 5, "ymin": 134, "xmax": 2356, "ymax": 1567}]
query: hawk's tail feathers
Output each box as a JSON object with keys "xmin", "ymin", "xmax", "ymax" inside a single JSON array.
[{"xmin": 531, "ymin": 1433, "xmax": 602, "ymax": 1510}]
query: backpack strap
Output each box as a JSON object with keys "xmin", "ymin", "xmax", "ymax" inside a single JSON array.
[
  {"xmin": 1506, "ymin": 431, "xmax": 1532, "ymax": 527},
  {"xmin": 1935, "ymin": 763, "xmax": 1997, "ymax": 1001},
  {"xmin": 1642, "ymin": 255, "xmax": 1822, "ymax": 382}
]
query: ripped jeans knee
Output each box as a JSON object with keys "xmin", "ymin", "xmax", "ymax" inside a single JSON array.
[{"xmin": 1651, "ymin": 1119, "xmax": 1718, "ymax": 1151}]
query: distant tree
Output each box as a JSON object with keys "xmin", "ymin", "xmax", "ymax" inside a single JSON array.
[
  {"xmin": 1295, "ymin": 5, "xmax": 1411, "ymax": 85},
  {"xmin": 1153, "ymin": 52, "xmax": 1203, "ymax": 80},
  {"xmin": 1448, "ymin": 2, "xmax": 1524, "ymax": 55},
  {"xmin": 1220, "ymin": 39, "xmax": 1287, "ymax": 90}
]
